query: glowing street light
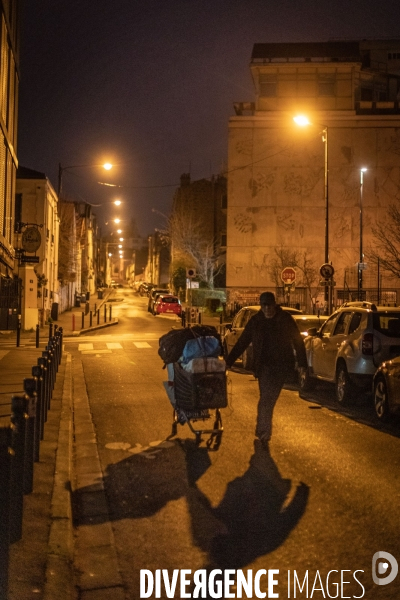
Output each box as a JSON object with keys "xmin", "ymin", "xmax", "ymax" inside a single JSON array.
[
  {"xmin": 294, "ymin": 115, "xmax": 330, "ymax": 314},
  {"xmin": 58, "ymin": 161, "xmax": 113, "ymax": 197}
]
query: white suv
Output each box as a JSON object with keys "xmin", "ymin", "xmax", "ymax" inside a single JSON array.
[{"xmin": 300, "ymin": 301, "xmax": 400, "ymax": 403}]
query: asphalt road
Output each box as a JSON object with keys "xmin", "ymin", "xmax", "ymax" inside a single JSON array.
[{"xmin": 64, "ymin": 289, "xmax": 400, "ymax": 599}]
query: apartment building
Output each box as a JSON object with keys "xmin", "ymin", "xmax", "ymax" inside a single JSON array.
[
  {"xmin": 227, "ymin": 39, "xmax": 400, "ymax": 311},
  {"xmin": 0, "ymin": 0, "xmax": 20, "ymax": 328}
]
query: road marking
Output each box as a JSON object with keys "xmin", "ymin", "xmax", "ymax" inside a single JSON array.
[
  {"xmin": 81, "ymin": 349, "xmax": 112, "ymax": 354},
  {"xmin": 133, "ymin": 342, "xmax": 152, "ymax": 348},
  {"xmin": 106, "ymin": 342, "xmax": 123, "ymax": 349},
  {"xmin": 78, "ymin": 343, "xmax": 94, "ymax": 351}
]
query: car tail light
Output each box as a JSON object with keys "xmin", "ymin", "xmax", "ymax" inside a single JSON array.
[{"xmin": 362, "ymin": 333, "xmax": 374, "ymax": 355}]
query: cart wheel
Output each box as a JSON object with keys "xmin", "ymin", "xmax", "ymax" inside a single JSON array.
[
  {"xmin": 214, "ymin": 432, "xmax": 223, "ymax": 450},
  {"xmin": 213, "ymin": 409, "xmax": 222, "ymax": 430}
]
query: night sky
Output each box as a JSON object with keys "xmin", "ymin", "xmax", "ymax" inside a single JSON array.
[{"xmin": 17, "ymin": 0, "xmax": 400, "ymax": 236}]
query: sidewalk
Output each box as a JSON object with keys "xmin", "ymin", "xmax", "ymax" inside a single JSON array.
[
  {"xmin": 1, "ymin": 290, "xmax": 121, "ymax": 600},
  {"xmin": 1, "ymin": 293, "xmax": 223, "ymax": 599}
]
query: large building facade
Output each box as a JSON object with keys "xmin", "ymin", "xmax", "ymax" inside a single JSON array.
[
  {"xmin": 227, "ymin": 40, "xmax": 400, "ymax": 312},
  {"xmin": 0, "ymin": 0, "xmax": 20, "ymax": 328}
]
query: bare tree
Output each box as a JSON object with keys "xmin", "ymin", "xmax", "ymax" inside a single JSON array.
[
  {"xmin": 370, "ymin": 204, "xmax": 400, "ymax": 278},
  {"xmin": 166, "ymin": 203, "xmax": 225, "ymax": 289},
  {"xmin": 58, "ymin": 201, "xmax": 78, "ymax": 285},
  {"xmin": 268, "ymin": 242, "xmax": 322, "ymax": 307}
]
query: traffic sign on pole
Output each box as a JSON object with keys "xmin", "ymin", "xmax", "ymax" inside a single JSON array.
[{"xmin": 281, "ymin": 267, "xmax": 296, "ymax": 285}]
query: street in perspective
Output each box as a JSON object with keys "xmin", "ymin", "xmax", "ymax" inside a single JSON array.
[{"xmin": 5, "ymin": 287, "xmax": 398, "ymax": 599}]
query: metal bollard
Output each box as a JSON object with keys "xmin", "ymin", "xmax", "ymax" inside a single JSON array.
[
  {"xmin": 16, "ymin": 315, "xmax": 21, "ymax": 347},
  {"xmin": 31, "ymin": 365, "xmax": 43, "ymax": 459},
  {"xmin": 72, "ymin": 314, "xmax": 75, "ymax": 332},
  {"xmin": 36, "ymin": 323, "xmax": 40, "ymax": 348},
  {"xmin": 104, "ymin": 304, "xmax": 107, "ymax": 323},
  {"xmin": 81, "ymin": 311, "xmax": 85, "ymax": 329},
  {"xmin": 23, "ymin": 379, "xmax": 37, "ymax": 495},
  {"xmin": 109, "ymin": 305, "xmax": 112, "ymax": 321},
  {"xmin": 181, "ymin": 310, "xmax": 186, "ymax": 328},
  {"xmin": 48, "ymin": 323, "xmax": 53, "ymax": 339},
  {"xmin": 10, "ymin": 396, "xmax": 29, "ymax": 543},
  {"xmin": 58, "ymin": 327, "xmax": 63, "ymax": 363},
  {"xmin": 90, "ymin": 310, "xmax": 93, "ymax": 327},
  {"xmin": 97, "ymin": 310, "xmax": 100, "ymax": 325},
  {"xmin": 0, "ymin": 424, "xmax": 13, "ymax": 599}
]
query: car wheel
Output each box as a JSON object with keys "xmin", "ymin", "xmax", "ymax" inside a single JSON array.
[
  {"xmin": 374, "ymin": 377, "xmax": 391, "ymax": 422},
  {"xmin": 335, "ymin": 363, "xmax": 352, "ymax": 404},
  {"xmin": 299, "ymin": 367, "xmax": 315, "ymax": 392}
]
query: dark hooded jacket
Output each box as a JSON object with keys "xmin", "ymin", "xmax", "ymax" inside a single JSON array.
[{"xmin": 226, "ymin": 306, "xmax": 307, "ymax": 378}]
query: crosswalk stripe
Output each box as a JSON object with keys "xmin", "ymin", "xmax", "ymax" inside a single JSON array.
[
  {"xmin": 106, "ymin": 343, "xmax": 123, "ymax": 349},
  {"xmin": 133, "ymin": 342, "xmax": 152, "ymax": 348},
  {"xmin": 78, "ymin": 343, "xmax": 94, "ymax": 351}
]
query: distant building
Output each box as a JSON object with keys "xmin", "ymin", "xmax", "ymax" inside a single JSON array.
[
  {"xmin": 15, "ymin": 167, "xmax": 59, "ymax": 328},
  {"xmin": 170, "ymin": 173, "xmax": 227, "ymax": 290},
  {"xmin": 227, "ymin": 39, "xmax": 400, "ymax": 311},
  {"xmin": 0, "ymin": 1, "xmax": 21, "ymax": 328}
]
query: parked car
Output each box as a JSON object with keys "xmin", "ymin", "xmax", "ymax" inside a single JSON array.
[
  {"xmin": 153, "ymin": 294, "xmax": 182, "ymax": 316},
  {"xmin": 222, "ymin": 304, "xmax": 304, "ymax": 371},
  {"xmin": 300, "ymin": 301, "xmax": 400, "ymax": 404},
  {"xmin": 148, "ymin": 288, "xmax": 170, "ymax": 313},
  {"xmin": 372, "ymin": 357, "xmax": 400, "ymax": 421},
  {"xmin": 292, "ymin": 314, "xmax": 328, "ymax": 337}
]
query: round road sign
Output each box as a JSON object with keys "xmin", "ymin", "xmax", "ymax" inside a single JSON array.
[
  {"xmin": 320, "ymin": 263, "xmax": 334, "ymax": 279},
  {"xmin": 281, "ymin": 267, "xmax": 296, "ymax": 284}
]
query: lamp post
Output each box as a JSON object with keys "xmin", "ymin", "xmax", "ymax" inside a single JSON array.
[
  {"xmin": 294, "ymin": 116, "xmax": 330, "ymax": 314},
  {"xmin": 358, "ymin": 168, "xmax": 367, "ymax": 300},
  {"xmin": 57, "ymin": 162, "xmax": 113, "ymax": 197}
]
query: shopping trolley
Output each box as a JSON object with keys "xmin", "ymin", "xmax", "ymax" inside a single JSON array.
[{"xmin": 167, "ymin": 362, "xmax": 226, "ymax": 449}]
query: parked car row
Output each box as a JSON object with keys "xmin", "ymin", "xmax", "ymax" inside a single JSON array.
[{"xmin": 222, "ymin": 301, "xmax": 400, "ymax": 423}]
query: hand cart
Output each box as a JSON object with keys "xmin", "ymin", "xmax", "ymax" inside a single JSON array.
[{"xmin": 168, "ymin": 362, "xmax": 226, "ymax": 449}]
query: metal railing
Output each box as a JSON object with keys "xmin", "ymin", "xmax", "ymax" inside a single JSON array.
[{"xmin": 0, "ymin": 326, "xmax": 63, "ymax": 598}]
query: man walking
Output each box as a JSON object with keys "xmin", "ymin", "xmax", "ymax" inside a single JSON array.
[{"xmin": 225, "ymin": 292, "xmax": 307, "ymax": 447}]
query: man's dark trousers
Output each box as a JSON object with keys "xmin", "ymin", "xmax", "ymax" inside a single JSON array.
[{"xmin": 256, "ymin": 364, "xmax": 287, "ymax": 442}]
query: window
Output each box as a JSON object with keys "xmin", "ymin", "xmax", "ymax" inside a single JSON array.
[
  {"xmin": 259, "ymin": 74, "xmax": 277, "ymax": 97},
  {"xmin": 320, "ymin": 315, "xmax": 338, "ymax": 338},
  {"xmin": 333, "ymin": 312, "xmax": 352, "ymax": 335},
  {"xmin": 318, "ymin": 75, "xmax": 335, "ymax": 96},
  {"xmin": 348, "ymin": 312, "xmax": 362, "ymax": 335}
]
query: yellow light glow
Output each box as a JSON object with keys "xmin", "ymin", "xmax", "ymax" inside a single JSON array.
[
  {"xmin": 114, "ymin": 199, "xmax": 121, "ymax": 206},
  {"xmin": 118, "ymin": 244, "xmax": 122, "ymax": 248},
  {"xmin": 119, "ymin": 237, "xmax": 124, "ymax": 241},
  {"xmin": 113, "ymin": 218, "xmax": 120, "ymax": 224},
  {"xmin": 361, "ymin": 167, "xmax": 367, "ymax": 172},
  {"xmin": 103, "ymin": 163, "xmax": 113, "ymax": 170},
  {"xmin": 293, "ymin": 115, "xmax": 310, "ymax": 127},
  {"xmin": 117, "ymin": 229, "xmax": 122, "ymax": 234}
]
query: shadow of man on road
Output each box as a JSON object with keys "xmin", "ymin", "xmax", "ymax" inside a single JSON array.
[{"xmin": 185, "ymin": 440, "xmax": 309, "ymax": 569}]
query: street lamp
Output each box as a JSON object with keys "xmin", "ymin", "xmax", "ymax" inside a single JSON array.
[
  {"xmin": 57, "ymin": 162, "xmax": 113, "ymax": 197},
  {"xmin": 358, "ymin": 168, "xmax": 367, "ymax": 300},
  {"xmin": 294, "ymin": 115, "xmax": 330, "ymax": 314}
]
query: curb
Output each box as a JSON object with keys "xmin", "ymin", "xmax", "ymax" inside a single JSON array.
[
  {"xmin": 43, "ymin": 353, "xmax": 76, "ymax": 600},
  {"xmin": 72, "ymin": 356, "xmax": 124, "ymax": 598},
  {"xmin": 70, "ymin": 318, "xmax": 119, "ymax": 337}
]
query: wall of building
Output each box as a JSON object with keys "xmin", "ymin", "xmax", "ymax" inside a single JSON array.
[{"xmin": 227, "ymin": 40, "xmax": 400, "ymax": 310}]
